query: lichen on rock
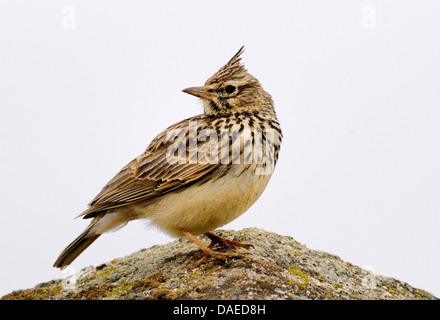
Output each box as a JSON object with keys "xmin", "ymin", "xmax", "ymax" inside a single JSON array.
[{"xmin": 1, "ymin": 228, "xmax": 437, "ymax": 300}]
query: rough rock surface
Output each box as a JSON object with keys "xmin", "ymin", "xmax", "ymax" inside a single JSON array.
[{"xmin": 2, "ymin": 228, "xmax": 437, "ymax": 300}]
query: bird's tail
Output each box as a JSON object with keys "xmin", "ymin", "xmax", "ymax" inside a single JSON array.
[{"xmin": 53, "ymin": 214, "xmax": 103, "ymax": 269}]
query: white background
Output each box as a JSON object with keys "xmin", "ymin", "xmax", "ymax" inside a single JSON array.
[{"xmin": 1, "ymin": 1, "xmax": 439, "ymax": 298}]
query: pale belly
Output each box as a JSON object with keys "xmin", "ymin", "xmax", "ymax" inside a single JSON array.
[{"xmin": 131, "ymin": 164, "xmax": 273, "ymax": 237}]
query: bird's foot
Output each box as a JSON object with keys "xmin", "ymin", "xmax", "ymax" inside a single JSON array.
[
  {"xmin": 180, "ymin": 230, "xmax": 253, "ymax": 269},
  {"xmin": 204, "ymin": 232, "xmax": 254, "ymax": 251}
]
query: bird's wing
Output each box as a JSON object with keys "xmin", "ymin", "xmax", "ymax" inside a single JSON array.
[{"xmin": 78, "ymin": 116, "xmax": 220, "ymax": 219}]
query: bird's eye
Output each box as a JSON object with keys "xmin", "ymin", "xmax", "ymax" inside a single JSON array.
[{"xmin": 224, "ymin": 85, "xmax": 236, "ymax": 94}]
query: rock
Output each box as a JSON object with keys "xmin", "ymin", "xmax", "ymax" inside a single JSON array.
[{"xmin": 1, "ymin": 228, "xmax": 437, "ymax": 300}]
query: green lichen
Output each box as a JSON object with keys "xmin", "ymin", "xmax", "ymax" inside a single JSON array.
[
  {"xmin": 47, "ymin": 285, "xmax": 63, "ymax": 296},
  {"xmin": 334, "ymin": 283, "xmax": 343, "ymax": 290},
  {"xmin": 288, "ymin": 266, "xmax": 309, "ymax": 283},
  {"xmin": 287, "ymin": 266, "xmax": 310, "ymax": 290},
  {"xmin": 105, "ymin": 280, "xmax": 132, "ymax": 299},
  {"xmin": 386, "ymin": 284, "xmax": 406, "ymax": 297},
  {"xmin": 95, "ymin": 266, "xmax": 118, "ymax": 279}
]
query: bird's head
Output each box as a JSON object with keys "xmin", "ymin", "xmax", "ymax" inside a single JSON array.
[{"xmin": 183, "ymin": 46, "xmax": 273, "ymax": 117}]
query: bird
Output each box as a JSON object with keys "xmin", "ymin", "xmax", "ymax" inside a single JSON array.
[{"xmin": 53, "ymin": 46, "xmax": 283, "ymax": 269}]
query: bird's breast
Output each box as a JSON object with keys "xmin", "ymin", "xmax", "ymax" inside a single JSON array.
[{"xmin": 135, "ymin": 163, "xmax": 273, "ymax": 237}]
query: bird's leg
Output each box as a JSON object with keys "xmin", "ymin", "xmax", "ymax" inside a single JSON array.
[
  {"xmin": 180, "ymin": 229, "xmax": 242, "ymax": 268},
  {"xmin": 182, "ymin": 252, "xmax": 211, "ymax": 269},
  {"xmin": 180, "ymin": 229, "xmax": 253, "ymax": 269},
  {"xmin": 181, "ymin": 238, "xmax": 216, "ymax": 268},
  {"xmin": 181, "ymin": 229, "xmax": 240, "ymax": 260}
]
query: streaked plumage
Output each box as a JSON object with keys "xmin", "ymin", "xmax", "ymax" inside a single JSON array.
[{"xmin": 54, "ymin": 46, "xmax": 282, "ymax": 269}]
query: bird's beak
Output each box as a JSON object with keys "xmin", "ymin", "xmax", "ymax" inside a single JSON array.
[{"xmin": 182, "ymin": 86, "xmax": 213, "ymax": 99}]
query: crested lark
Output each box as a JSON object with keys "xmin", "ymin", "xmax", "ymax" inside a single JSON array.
[{"xmin": 54, "ymin": 46, "xmax": 282, "ymax": 269}]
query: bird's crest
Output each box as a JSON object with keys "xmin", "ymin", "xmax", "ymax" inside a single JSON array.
[{"xmin": 205, "ymin": 46, "xmax": 248, "ymax": 85}]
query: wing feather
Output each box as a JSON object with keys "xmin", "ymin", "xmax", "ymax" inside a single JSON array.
[{"xmin": 79, "ymin": 116, "xmax": 219, "ymax": 219}]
